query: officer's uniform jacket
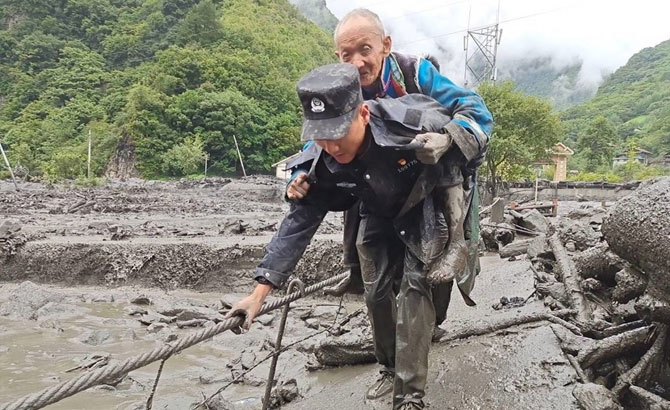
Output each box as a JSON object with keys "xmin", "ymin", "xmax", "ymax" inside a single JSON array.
[{"xmin": 255, "ymin": 94, "xmax": 483, "ymax": 288}]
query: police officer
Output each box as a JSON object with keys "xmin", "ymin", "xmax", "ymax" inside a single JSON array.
[
  {"xmin": 228, "ymin": 63, "xmax": 490, "ymax": 410},
  {"xmin": 287, "ymin": 7, "xmax": 492, "ymax": 359}
]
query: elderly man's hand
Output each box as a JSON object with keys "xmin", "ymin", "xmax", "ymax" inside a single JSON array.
[
  {"xmin": 286, "ymin": 172, "xmax": 311, "ymax": 200},
  {"xmin": 413, "ymin": 132, "xmax": 453, "ymax": 164}
]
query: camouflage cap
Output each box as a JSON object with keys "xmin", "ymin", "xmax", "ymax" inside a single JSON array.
[{"xmin": 297, "ymin": 63, "xmax": 363, "ymax": 141}]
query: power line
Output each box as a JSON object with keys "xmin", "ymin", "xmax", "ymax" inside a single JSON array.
[{"xmin": 395, "ymin": 5, "xmax": 572, "ymax": 48}]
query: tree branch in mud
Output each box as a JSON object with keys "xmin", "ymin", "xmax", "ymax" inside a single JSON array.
[
  {"xmin": 628, "ymin": 385, "xmax": 670, "ymax": 410},
  {"xmin": 577, "ymin": 325, "xmax": 653, "ymax": 369},
  {"xmin": 145, "ymin": 357, "xmax": 168, "ymax": 410},
  {"xmin": 612, "ymin": 325, "xmax": 668, "ymax": 399},
  {"xmin": 438, "ymin": 309, "xmax": 576, "ymax": 343},
  {"xmin": 549, "ymin": 233, "xmax": 593, "ymax": 323},
  {"xmin": 588, "ymin": 320, "xmax": 647, "ymax": 340}
]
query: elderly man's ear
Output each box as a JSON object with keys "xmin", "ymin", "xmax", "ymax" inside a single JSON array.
[{"xmin": 382, "ymin": 35, "xmax": 392, "ymax": 55}]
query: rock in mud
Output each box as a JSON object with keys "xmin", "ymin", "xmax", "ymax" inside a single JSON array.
[
  {"xmin": 256, "ymin": 313, "xmax": 275, "ymax": 326},
  {"xmin": 302, "ymin": 305, "xmax": 347, "ymax": 324},
  {"xmin": 147, "ymin": 322, "xmax": 168, "ymax": 333},
  {"xmin": 527, "ymin": 234, "xmax": 552, "ymax": 260},
  {"xmin": 35, "ymin": 301, "xmax": 88, "ymax": 320},
  {"xmin": 193, "ymin": 393, "xmax": 236, "ymax": 410},
  {"xmin": 130, "ymin": 296, "xmax": 152, "ymax": 305},
  {"xmin": 572, "ymin": 383, "xmax": 623, "ymax": 410},
  {"xmin": 613, "ymin": 265, "xmax": 648, "ymax": 303},
  {"xmin": 518, "ymin": 209, "xmax": 549, "ymax": 234},
  {"xmin": 124, "ymin": 306, "xmax": 147, "ymax": 316},
  {"xmin": 139, "ymin": 311, "xmax": 175, "ymax": 325},
  {"xmin": 555, "ymin": 218, "xmax": 601, "ymax": 251},
  {"xmin": 314, "ymin": 328, "xmax": 375, "ymax": 366},
  {"xmin": 176, "ymin": 319, "xmax": 208, "ymax": 328},
  {"xmin": 0, "ymin": 220, "xmax": 21, "ymax": 238},
  {"xmin": 0, "ymin": 281, "xmax": 63, "ymax": 320},
  {"xmin": 499, "ymin": 239, "xmax": 534, "ymax": 259},
  {"xmin": 159, "ymin": 306, "xmax": 224, "ymax": 322},
  {"xmin": 78, "ymin": 329, "xmax": 113, "ymax": 345},
  {"xmin": 269, "ymin": 378, "xmax": 300, "ymax": 408}
]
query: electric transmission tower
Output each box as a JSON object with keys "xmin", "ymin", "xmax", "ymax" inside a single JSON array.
[{"xmin": 463, "ymin": 2, "xmax": 503, "ymax": 88}]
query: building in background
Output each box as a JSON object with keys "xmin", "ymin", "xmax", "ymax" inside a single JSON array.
[
  {"xmin": 271, "ymin": 153, "xmax": 300, "ymax": 180},
  {"xmin": 612, "ymin": 148, "xmax": 653, "ymax": 167}
]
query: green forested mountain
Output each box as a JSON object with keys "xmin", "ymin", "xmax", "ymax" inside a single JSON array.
[
  {"xmin": 561, "ymin": 39, "xmax": 670, "ymax": 156},
  {"xmin": 288, "ymin": 0, "xmax": 338, "ymax": 33},
  {"xmin": 0, "ymin": 0, "xmax": 335, "ymax": 179}
]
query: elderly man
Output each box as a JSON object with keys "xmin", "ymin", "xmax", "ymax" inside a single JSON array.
[
  {"xmin": 230, "ymin": 63, "xmax": 489, "ymax": 409},
  {"xmin": 288, "ymin": 6, "xmax": 491, "ymax": 352}
]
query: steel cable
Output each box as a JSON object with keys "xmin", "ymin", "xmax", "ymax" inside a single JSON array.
[{"xmin": 1, "ymin": 272, "xmax": 349, "ymax": 410}]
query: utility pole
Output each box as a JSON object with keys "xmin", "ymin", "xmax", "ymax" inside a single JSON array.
[
  {"xmin": 0, "ymin": 140, "xmax": 19, "ymax": 191},
  {"xmin": 463, "ymin": 0, "xmax": 503, "ymax": 88},
  {"xmin": 87, "ymin": 129, "xmax": 92, "ymax": 179},
  {"xmin": 232, "ymin": 134, "xmax": 247, "ymax": 177},
  {"xmin": 204, "ymin": 153, "xmax": 208, "ymax": 177}
]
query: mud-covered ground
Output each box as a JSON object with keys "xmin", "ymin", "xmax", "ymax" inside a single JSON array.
[{"xmin": 0, "ymin": 177, "xmax": 584, "ymax": 409}]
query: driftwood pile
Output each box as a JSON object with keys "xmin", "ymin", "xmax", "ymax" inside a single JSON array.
[{"xmin": 528, "ymin": 178, "xmax": 670, "ymax": 410}]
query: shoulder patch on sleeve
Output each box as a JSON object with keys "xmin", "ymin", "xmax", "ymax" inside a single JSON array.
[{"xmin": 403, "ymin": 108, "xmax": 422, "ymax": 128}]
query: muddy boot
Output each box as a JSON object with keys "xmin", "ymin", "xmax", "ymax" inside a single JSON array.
[
  {"xmin": 396, "ymin": 401, "xmax": 425, "ymax": 410},
  {"xmin": 323, "ymin": 265, "xmax": 365, "ymax": 296},
  {"xmin": 366, "ymin": 370, "xmax": 394, "ymax": 400},
  {"xmin": 432, "ymin": 326, "xmax": 447, "ymax": 343},
  {"xmin": 427, "ymin": 184, "xmax": 468, "ymax": 285}
]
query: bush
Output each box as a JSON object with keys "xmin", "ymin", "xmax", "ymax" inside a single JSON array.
[
  {"xmin": 75, "ymin": 176, "xmax": 107, "ymax": 187},
  {"xmin": 43, "ymin": 148, "xmax": 87, "ymax": 182},
  {"xmin": 160, "ymin": 135, "xmax": 206, "ymax": 177}
]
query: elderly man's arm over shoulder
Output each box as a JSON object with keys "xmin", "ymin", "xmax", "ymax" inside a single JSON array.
[{"xmin": 416, "ymin": 58, "xmax": 493, "ymax": 164}]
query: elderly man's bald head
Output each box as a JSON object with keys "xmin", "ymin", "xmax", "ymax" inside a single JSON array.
[
  {"xmin": 334, "ymin": 8, "xmax": 386, "ymax": 43},
  {"xmin": 333, "ymin": 8, "xmax": 391, "ymax": 87}
]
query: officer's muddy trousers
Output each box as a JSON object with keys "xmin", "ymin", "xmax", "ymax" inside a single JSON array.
[{"xmin": 356, "ymin": 214, "xmax": 437, "ymax": 407}]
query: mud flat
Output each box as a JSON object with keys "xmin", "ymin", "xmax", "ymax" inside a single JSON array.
[
  {"xmin": 1, "ymin": 176, "xmax": 345, "ymax": 289},
  {"xmin": 1, "ymin": 177, "xmax": 587, "ymax": 409}
]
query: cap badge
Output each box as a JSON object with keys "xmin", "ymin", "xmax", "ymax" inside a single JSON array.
[{"xmin": 310, "ymin": 98, "xmax": 325, "ymax": 113}]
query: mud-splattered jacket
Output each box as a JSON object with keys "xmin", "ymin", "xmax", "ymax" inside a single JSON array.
[{"xmin": 255, "ymin": 94, "xmax": 486, "ymax": 288}]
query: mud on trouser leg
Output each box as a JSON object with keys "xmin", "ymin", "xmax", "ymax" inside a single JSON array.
[
  {"xmin": 356, "ymin": 215, "xmax": 404, "ymax": 371},
  {"xmin": 393, "ymin": 250, "xmax": 435, "ymax": 408}
]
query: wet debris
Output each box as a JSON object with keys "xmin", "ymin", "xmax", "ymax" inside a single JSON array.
[
  {"xmin": 130, "ymin": 295, "xmax": 152, "ymax": 305},
  {"xmin": 0, "ymin": 219, "xmax": 27, "ymax": 259},
  {"xmin": 525, "ymin": 178, "xmax": 670, "ymax": 410},
  {"xmin": 65, "ymin": 352, "xmax": 110, "ymax": 373},
  {"xmin": 492, "ymin": 296, "xmax": 527, "ymax": 310},
  {"xmin": 268, "ymin": 378, "xmax": 300, "ymax": 408}
]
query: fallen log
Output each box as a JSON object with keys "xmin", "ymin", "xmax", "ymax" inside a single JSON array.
[
  {"xmin": 572, "ymin": 243, "xmax": 623, "ymax": 282},
  {"xmin": 589, "ymin": 320, "xmax": 647, "ymax": 340},
  {"xmin": 578, "ymin": 326, "xmax": 653, "ymax": 369},
  {"xmin": 628, "ymin": 385, "xmax": 670, "ymax": 410},
  {"xmin": 612, "ymin": 325, "xmax": 668, "ymax": 399},
  {"xmin": 439, "ymin": 309, "xmax": 575, "ymax": 343},
  {"xmin": 550, "ymin": 233, "xmax": 593, "ymax": 323}
]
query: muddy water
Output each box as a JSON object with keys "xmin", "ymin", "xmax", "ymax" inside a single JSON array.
[
  {"xmin": 1, "ymin": 256, "xmax": 583, "ymax": 410},
  {"xmin": 0, "ymin": 285, "xmax": 344, "ymax": 410}
]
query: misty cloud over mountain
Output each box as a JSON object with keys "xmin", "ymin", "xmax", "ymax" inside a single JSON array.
[{"xmin": 325, "ymin": 0, "xmax": 670, "ymax": 107}]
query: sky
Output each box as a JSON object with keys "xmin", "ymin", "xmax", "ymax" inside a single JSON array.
[{"xmin": 325, "ymin": 0, "xmax": 670, "ymax": 86}]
